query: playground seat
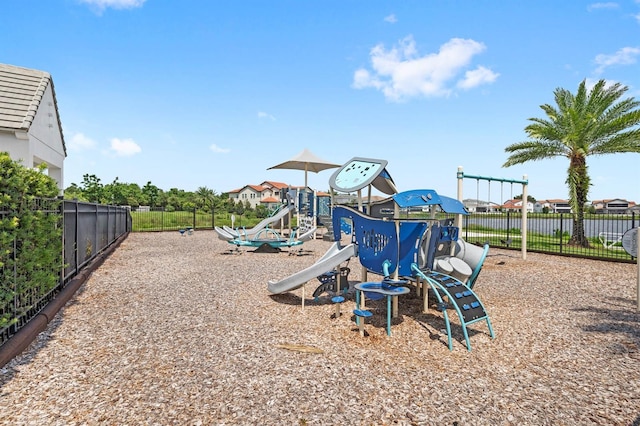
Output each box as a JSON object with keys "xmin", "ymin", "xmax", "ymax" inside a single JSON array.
[
  {"xmin": 353, "ymin": 309, "xmax": 373, "ymax": 336},
  {"xmin": 465, "ymin": 244, "xmax": 489, "ymax": 290},
  {"xmin": 331, "ymin": 296, "xmax": 345, "ymax": 318}
]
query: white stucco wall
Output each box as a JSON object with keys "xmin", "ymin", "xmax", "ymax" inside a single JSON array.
[{"xmin": 0, "ymin": 83, "xmax": 65, "ymax": 192}]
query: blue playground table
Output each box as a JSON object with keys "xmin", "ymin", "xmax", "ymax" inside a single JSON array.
[{"xmin": 354, "ymin": 281, "xmax": 410, "ymax": 336}]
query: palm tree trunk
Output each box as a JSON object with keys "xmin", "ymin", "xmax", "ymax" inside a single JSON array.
[{"xmin": 568, "ymin": 156, "xmax": 591, "ymax": 248}]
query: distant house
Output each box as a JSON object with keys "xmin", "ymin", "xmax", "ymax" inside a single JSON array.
[
  {"xmin": 502, "ymin": 199, "xmax": 534, "ymax": 213},
  {"xmin": 591, "ymin": 199, "xmax": 635, "ymax": 214},
  {"xmin": 226, "ymin": 181, "xmax": 335, "ymax": 217},
  {"xmin": 0, "ymin": 63, "xmax": 66, "ymax": 192},
  {"xmin": 259, "ymin": 196, "xmax": 281, "ymax": 210},
  {"xmin": 462, "ymin": 199, "xmax": 501, "ymax": 213},
  {"xmin": 534, "ymin": 199, "xmax": 572, "ymax": 214},
  {"xmin": 227, "ymin": 181, "xmax": 290, "ymax": 209}
]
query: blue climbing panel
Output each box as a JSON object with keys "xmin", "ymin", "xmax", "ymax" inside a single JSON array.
[{"xmin": 411, "ymin": 265, "xmax": 494, "ymax": 351}]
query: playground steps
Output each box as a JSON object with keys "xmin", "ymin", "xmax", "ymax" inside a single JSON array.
[
  {"xmin": 418, "ymin": 269, "xmax": 495, "ymax": 351},
  {"xmin": 424, "ymin": 271, "xmax": 487, "ymax": 323},
  {"xmin": 318, "ymin": 215, "xmax": 335, "ymax": 241}
]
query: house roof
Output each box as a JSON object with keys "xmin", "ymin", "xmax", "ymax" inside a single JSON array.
[
  {"xmin": 260, "ymin": 196, "xmax": 280, "ymax": 203},
  {"xmin": 0, "ymin": 63, "xmax": 66, "ymax": 154},
  {"xmin": 502, "ymin": 199, "xmax": 521, "ymax": 208},
  {"xmin": 260, "ymin": 181, "xmax": 289, "ymax": 190},
  {"xmin": 541, "ymin": 199, "xmax": 569, "ymax": 204},
  {"xmin": 246, "ymin": 184, "xmax": 267, "ymax": 192}
]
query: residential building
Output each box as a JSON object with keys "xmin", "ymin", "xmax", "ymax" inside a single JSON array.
[
  {"xmin": 534, "ymin": 199, "xmax": 572, "ymax": 213},
  {"xmin": 227, "ymin": 181, "xmax": 291, "ymax": 209},
  {"xmin": 591, "ymin": 199, "xmax": 637, "ymax": 214},
  {"xmin": 462, "ymin": 199, "xmax": 501, "ymax": 213},
  {"xmin": 502, "ymin": 199, "xmax": 534, "ymax": 213},
  {"xmin": 0, "ymin": 63, "xmax": 66, "ymax": 192}
]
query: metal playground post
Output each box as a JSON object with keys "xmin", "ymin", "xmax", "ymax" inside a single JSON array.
[{"xmin": 621, "ymin": 227, "xmax": 639, "ymax": 311}]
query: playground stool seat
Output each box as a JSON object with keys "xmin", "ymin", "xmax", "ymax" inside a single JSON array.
[
  {"xmin": 331, "ymin": 296, "xmax": 345, "ymax": 318},
  {"xmin": 353, "ymin": 309, "xmax": 373, "ymax": 336}
]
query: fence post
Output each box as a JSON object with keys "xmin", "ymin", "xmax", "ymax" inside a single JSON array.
[
  {"xmin": 59, "ymin": 198, "xmax": 65, "ymax": 289},
  {"xmin": 75, "ymin": 200, "xmax": 79, "ymax": 280},
  {"xmin": 558, "ymin": 213, "xmax": 563, "ymax": 253},
  {"xmin": 11, "ymin": 237, "xmax": 17, "ymax": 336},
  {"xmin": 521, "ymin": 174, "xmax": 528, "ymax": 260}
]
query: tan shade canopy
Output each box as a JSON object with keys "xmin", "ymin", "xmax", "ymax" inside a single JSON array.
[{"xmin": 267, "ymin": 148, "xmax": 341, "ymax": 187}]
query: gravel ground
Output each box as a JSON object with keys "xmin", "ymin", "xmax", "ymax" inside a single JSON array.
[{"xmin": 1, "ymin": 230, "xmax": 639, "ymax": 425}]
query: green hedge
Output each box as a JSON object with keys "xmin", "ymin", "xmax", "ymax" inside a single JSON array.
[{"xmin": 0, "ymin": 152, "xmax": 62, "ymax": 331}]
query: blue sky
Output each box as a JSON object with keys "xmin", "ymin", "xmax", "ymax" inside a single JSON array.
[{"xmin": 2, "ymin": 0, "xmax": 640, "ymax": 205}]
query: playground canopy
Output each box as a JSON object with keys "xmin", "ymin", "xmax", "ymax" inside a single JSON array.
[
  {"xmin": 392, "ymin": 189, "xmax": 469, "ymax": 215},
  {"xmin": 267, "ymin": 148, "xmax": 341, "ymax": 188}
]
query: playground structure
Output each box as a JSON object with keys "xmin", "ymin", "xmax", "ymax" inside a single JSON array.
[
  {"xmin": 267, "ymin": 157, "xmax": 495, "ymax": 350},
  {"xmin": 214, "ymin": 203, "xmax": 294, "ymax": 242},
  {"xmin": 215, "ymin": 202, "xmax": 317, "ymax": 253}
]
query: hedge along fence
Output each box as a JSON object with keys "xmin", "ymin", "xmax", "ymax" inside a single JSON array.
[
  {"xmin": 0, "ymin": 153, "xmax": 62, "ymax": 342},
  {"xmin": 0, "ymin": 152, "xmax": 132, "ymax": 350}
]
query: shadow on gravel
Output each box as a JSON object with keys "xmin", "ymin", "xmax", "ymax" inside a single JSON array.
[{"xmin": 572, "ymin": 301, "xmax": 640, "ymax": 356}]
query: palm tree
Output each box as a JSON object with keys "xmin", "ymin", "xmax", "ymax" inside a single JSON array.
[
  {"xmin": 503, "ymin": 79, "xmax": 640, "ymax": 247},
  {"xmin": 195, "ymin": 186, "xmax": 216, "ymax": 211}
]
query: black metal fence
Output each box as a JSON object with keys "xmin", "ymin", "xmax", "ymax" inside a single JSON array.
[
  {"xmin": 461, "ymin": 211, "xmax": 637, "ymax": 263},
  {"xmin": 63, "ymin": 200, "xmax": 132, "ymax": 282},
  {"xmin": 130, "ymin": 208, "xmax": 216, "ymax": 232},
  {"xmin": 1, "ymin": 200, "xmax": 131, "ymax": 346}
]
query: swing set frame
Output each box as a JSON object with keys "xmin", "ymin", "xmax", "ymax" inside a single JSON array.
[{"xmin": 456, "ymin": 166, "xmax": 529, "ymax": 260}]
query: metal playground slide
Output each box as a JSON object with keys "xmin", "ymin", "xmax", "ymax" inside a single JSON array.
[
  {"xmin": 267, "ymin": 242, "xmax": 358, "ymax": 294},
  {"xmin": 215, "ymin": 205, "xmax": 294, "ymax": 241}
]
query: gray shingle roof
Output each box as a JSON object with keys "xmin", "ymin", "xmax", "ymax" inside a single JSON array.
[
  {"xmin": 0, "ymin": 63, "xmax": 60, "ymax": 131},
  {"xmin": 0, "ymin": 63, "xmax": 66, "ymax": 155}
]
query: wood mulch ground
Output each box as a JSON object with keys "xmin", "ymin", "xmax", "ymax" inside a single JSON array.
[{"xmin": 1, "ymin": 231, "xmax": 639, "ymax": 425}]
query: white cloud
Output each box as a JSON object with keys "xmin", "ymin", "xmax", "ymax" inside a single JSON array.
[
  {"xmin": 353, "ymin": 36, "xmax": 497, "ymax": 101},
  {"xmin": 457, "ymin": 66, "xmax": 500, "ymax": 89},
  {"xmin": 109, "ymin": 138, "xmax": 141, "ymax": 157},
  {"xmin": 210, "ymin": 144, "xmax": 230, "ymax": 153},
  {"xmin": 587, "ymin": 2, "xmax": 619, "ymax": 11},
  {"xmin": 384, "ymin": 14, "xmax": 397, "ymax": 23},
  {"xmin": 78, "ymin": 0, "xmax": 146, "ymax": 12},
  {"xmin": 258, "ymin": 111, "xmax": 276, "ymax": 120},
  {"xmin": 68, "ymin": 132, "xmax": 97, "ymax": 151},
  {"xmin": 594, "ymin": 46, "xmax": 640, "ymax": 73}
]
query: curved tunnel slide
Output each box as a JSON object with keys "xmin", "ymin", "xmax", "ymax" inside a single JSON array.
[{"xmin": 267, "ymin": 242, "xmax": 358, "ymax": 294}]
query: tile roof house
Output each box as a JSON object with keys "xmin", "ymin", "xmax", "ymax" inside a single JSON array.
[
  {"xmin": 534, "ymin": 199, "xmax": 572, "ymax": 213},
  {"xmin": 502, "ymin": 199, "xmax": 534, "ymax": 213},
  {"xmin": 227, "ymin": 181, "xmax": 291, "ymax": 208},
  {"xmin": 0, "ymin": 63, "xmax": 66, "ymax": 192}
]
